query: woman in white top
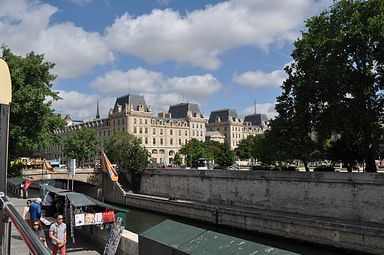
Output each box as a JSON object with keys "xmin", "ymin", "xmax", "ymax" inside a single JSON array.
[{"xmin": 22, "ymin": 200, "xmax": 32, "ymax": 226}]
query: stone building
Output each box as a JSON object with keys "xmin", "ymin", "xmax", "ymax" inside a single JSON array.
[
  {"xmin": 46, "ymin": 94, "xmax": 268, "ymax": 165},
  {"xmin": 47, "ymin": 95, "xmax": 207, "ymax": 166},
  {"xmin": 207, "ymin": 109, "xmax": 266, "ymax": 149}
]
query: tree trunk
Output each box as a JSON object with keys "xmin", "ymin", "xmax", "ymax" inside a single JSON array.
[{"xmin": 302, "ymin": 159, "xmax": 310, "ymax": 172}]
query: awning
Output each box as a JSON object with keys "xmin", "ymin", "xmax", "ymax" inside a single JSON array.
[
  {"xmin": 40, "ymin": 184, "xmax": 70, "ymax": 195},
  {"xmin": 40, "ymin": 184, "xmax": 128, "ymax": 212},
  {"xmin": 66, "ymin": 192, "xmax": 95, "ymax": 207},
  {"xmin": 8, "ymin": 176, "xmax": 25, "ymax": 186}
]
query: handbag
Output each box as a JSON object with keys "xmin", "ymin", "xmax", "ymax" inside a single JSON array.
[
  {"xmin": 85, "ymin": 213, "xmax": 95, "ymax": 225},
  {"xmin": 102, "ymin": 208, "xmax": 115, "ymax": 222}
]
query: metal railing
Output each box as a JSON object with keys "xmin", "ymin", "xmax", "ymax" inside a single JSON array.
[{"xmin": 0, "ymin": 192, "xmax": 50, "ymax": 255}]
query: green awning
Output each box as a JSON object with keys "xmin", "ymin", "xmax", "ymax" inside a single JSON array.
[
  {"xmin": 66, "ymin": 192, "xmax": 95, "ymax": 207},
  {"xmin": 140, "ymin": 220, "xmax": 299, "ymax": 255},
  {"xmin": 40, "ymin": 184, "xmax": 127, "ymax": 212},
  {"xmin": 8, "ymin": 176, "xmax": 25, "ymax": 186},
  {"xmin": 40, "ymin": 184, "xmax": 70, "ymax": 195}
]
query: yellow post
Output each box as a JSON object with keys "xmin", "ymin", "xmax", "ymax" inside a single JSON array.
[{"xmin": 0, "ymin": 59, "xmax": 12, "ymax": 193}]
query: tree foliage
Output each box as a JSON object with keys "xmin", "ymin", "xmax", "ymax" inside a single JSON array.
[
  {"xmin": 104, "ymin": 131, "xmax": 149, "ymax": 174},
  {"xmin": 271, "ymin": 0, "xmax": 384, "ymax": 172},
  {"xmin": 179, "ymin": 138, "xmax": 210, "ymax": 168},
  {"xmin": 104, "ymin": 131, "xmax": 149, "ymax": 192},
  {"xmin": 235, "ymin": 135, "xmax": 265, "ymax": 164},
  {"xmin": 172, "ymin": 152, "xmax": 182, "ymax": 165},
  {"xmin": 63, "ymin": 128, "xmax": 99, "ymax": 166},
  {"xmin": 2, "ymin": 47, "xmax": 65, "ymax": 159},
  {"xmin": 215, "ymin": 142, "xmax": 236, "ymax": 169}
]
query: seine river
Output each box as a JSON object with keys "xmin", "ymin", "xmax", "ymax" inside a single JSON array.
[{"xmin": 123, "ymin": 205, "xmax": 354, "ymax": 255}]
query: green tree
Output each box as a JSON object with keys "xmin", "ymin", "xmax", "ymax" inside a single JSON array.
[
  {"xmin": 172, "ymin": 152, "xmax": 182, "ymax": 165},
  {"xmin": 235, "ymin": 137, "xmax": 253, "ymax": 160},
  {"xmin": 104, "ymin": 131, "xmax": 149, "ymax": 192},
  {"xmin": 235, "ymin": 134, "xmax": 265, "ymax": 165},
  {"xmin": 273, "ymin": 0, "xmax": 384, "ymax": 172},
  {"xmin": 2, "ymin": 47, "xmax": 65, "ymax": 160},
  {"xmin": 63, "ymin": 128, "xmax": 99, "ymax": 166},
  {"xmin": 215, "ymin": 142, "xmax": 236, "ymax": 169},
  {"xmin": 179, "ymin": 138, "xmax": 209, "ymax": 168}
]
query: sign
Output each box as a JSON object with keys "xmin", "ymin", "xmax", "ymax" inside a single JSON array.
[
  {"xmin": 103, "ymin": 217, "xmax": 125, "ymax": 255},
  {"xmin": 68, "ymin": 159, "xmax": 76, "ymax": 176}
]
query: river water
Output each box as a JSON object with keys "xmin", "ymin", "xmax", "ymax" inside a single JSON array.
[{"xmin": 123, "ymin": 205, "xmax": 355, "ymax": 255}]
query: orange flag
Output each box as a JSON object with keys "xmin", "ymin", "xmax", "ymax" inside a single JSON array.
[
  {"xmin": 44, "ymin": 160, "xmax": 54, "ymax": 172},
  {"xmin": 101, "ymin": 148, "xmax": 118, "ymax": 182}
]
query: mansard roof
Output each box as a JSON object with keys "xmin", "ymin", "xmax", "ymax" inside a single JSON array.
[
  {"xmin": 244, "ymin": 113, "xmax": 268, "ymax": 127},
  {"xmin": 168, "ymin": 103, "xmax": 202, "ymax": 119},
  {"xmin": 208, "ymin": 109, "xmax": 239, "ymax": 123},
  {"xmin": 114, "ymin": 94, "xmax": 148, "ymax": 112}
]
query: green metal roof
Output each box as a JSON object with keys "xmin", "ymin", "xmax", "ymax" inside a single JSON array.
[
  {"xmin": 179, "ymin": 231, "xmax": 298, "ymax": 255},
  {"xmin": 140, "ymin": 220, "xmax": 299, "ymax": 255},
  {"xmin": 40, "ymin": 184, "xmax": 70, "ymax": 195},
  {"xmin": 8, "ymin": 176, "xmax": 25, "ymax": 186},
  {"xmin": 141, "ymin": 220, "xmax": 205, "ymax": 248},
  {"xmin": 39, "ymin": 184, "xmax": 127, "ymax": 212},
  {"xmin": 66, "ymin": 192, "xmax": 95, "ymax": 207}
]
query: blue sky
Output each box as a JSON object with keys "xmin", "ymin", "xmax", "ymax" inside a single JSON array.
[{"xmin": 0, "ymin": 0, "xmax": 331, "ymax": 120}]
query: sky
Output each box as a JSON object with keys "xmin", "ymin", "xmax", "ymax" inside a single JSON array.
[{"xmin": 0, "ymin": 0, "xmax": 332, "ymax": 121}]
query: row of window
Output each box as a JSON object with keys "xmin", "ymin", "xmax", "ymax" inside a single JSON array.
[{"xmin": 139, "ymin": 137, "xmax": 188, "ymax": 146}]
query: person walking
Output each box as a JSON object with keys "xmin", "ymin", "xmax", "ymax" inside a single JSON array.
[
  {"xmin": 49, "ymin": 214, "xmax": 67, "ymax": 255},
  {"xmin": 32, "ymin": 220, "xmax": 46, "ymax": 245},
  {"xmin": 29, "ymin": 198, "xmax": 42, "ymax": 223},
  {"xmin": 22, "ymin": 200, "xmax": 31, "ymax": 226}
]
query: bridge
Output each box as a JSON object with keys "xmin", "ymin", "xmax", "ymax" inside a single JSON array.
[{"xmin": 21, "ymin": 168, "xmax": 101, "ymax": 185}]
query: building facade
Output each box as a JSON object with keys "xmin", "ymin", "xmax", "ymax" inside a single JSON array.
[
  {"xmin": 206, "ymin": 109, "xmax": 267, "ymax": 149},
  {"xmin": 47, "ymin": 95, "xmax": 268, "ymax": 165}
]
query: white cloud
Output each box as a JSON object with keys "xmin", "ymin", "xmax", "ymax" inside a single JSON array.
[
  {"xmin": 167, "ymin": 74, "xmax": 221, "ymax": 97},
  {"xmin": 90, "ymin": 67, "xmax": 163, "ymax": 93},
  {"xmin": 233, "ymin": 69, "xmax": 287, "ymax": 88},
  {"xmin": 90, "ymin": 67, "xmax": 221, "ymax": 97},
  {"xmin": 0, "ymin": 0, "xmax": 113, "ymax": 78},
  {"xmin": 243, "ymin": 102, "xmax": 277, "ymax": 119},
  {"xmin": 52, "ymin": 90, "xmax": 115, "ymax": 120},
  {"xmin": 36, "ymin": 23, "xmax": 113, "ymax": 78},
  {"xmin": 89, "ymin": 68, "xmax": 221, "ymax": 115},
  {"xmin": 105, "ymin": 0, "xmax": 331, "ymax": 69}
]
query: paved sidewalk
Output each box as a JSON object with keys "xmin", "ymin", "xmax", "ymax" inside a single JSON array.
[{"xmin": 8, "ymin": 195, "xmax": 102, "ymax": 255}]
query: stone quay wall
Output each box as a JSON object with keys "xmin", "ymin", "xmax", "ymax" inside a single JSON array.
[
  {"xmin": 103, "ymin": 169, "xmax": 384, "ymax": 254},
  {"xmin": 140, "ymin": 169, "xmax": 384, "ymax": 224}
]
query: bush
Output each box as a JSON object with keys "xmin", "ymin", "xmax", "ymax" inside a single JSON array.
[
  {"xmin": 251, "ymin": 165, "xmax": 271, "ymax": 171},
  {"xmin": 280, "ymin": 166, "xmax": 297, "ymax": 171},
  {"xmin": 313, "ymin": 166, "xmax": 335, "ymax": 172}
]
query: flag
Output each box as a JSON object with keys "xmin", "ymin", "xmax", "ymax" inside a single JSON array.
[
  {"xmin": 43, "ymin": 160, "xmax": 54, "ymax": 172},
  {"xmin": 101, "ymin": 148, "xmax": 118, "ymax": 182}
]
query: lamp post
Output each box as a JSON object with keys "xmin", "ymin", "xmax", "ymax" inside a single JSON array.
[{"xmin": 0, "ymin": 59, "xmax": 12, "ymax": 194}]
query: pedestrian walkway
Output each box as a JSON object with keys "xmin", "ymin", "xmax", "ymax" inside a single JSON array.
[{"xmin": 8, "ymin": 194, "xmax": 102, "ymax": 255}]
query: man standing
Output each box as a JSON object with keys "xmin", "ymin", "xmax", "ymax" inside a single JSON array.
[
  {"xmin": 29, "ymin": 198, "xmax": 42, "ymax": 223},
  {"xmin": 49, "ymin": 214, "xmax": 67, "ymax": 255}
]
